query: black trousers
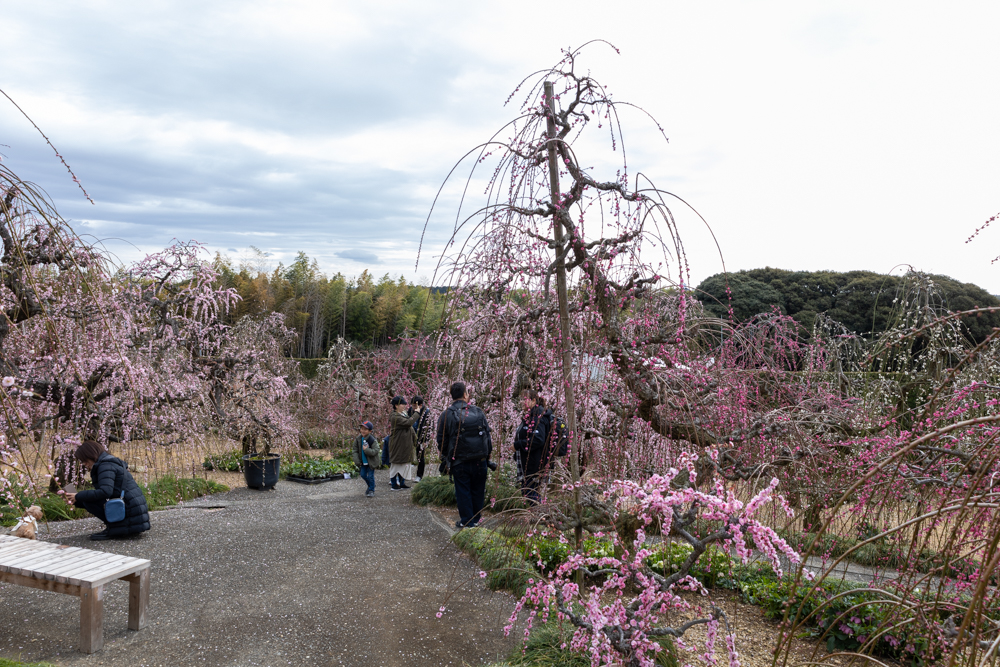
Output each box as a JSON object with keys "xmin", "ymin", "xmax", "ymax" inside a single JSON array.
[
  {"xmin": 415, "ymin": 446, "xmax": 426, "ymax": 479},
  {"xmin": 76, "ymin": 499, "xmax": 108, "ymax": 524},
  {"xmin": 451, "ymin": 459, "xmax": 488, "ymax": 527}
]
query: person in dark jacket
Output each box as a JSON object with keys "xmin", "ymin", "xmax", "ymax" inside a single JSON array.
[
  {"xmin": 64, "ymin": 440, "xmax": 151, "ymax": 541},
  {"xmin": 409, "ymin": 395, "xmax": 432, "ymax": 482},
  {"xmin": 513, "ymin": 389, "xmax": 554, "ymax": 504},
  {"xmin": 351, "ymin": 421, "xmax": 380, "ymax": 497},
  {"xmin": 437, "ymin": 382, "xmax": 492, "ymax": 529}
]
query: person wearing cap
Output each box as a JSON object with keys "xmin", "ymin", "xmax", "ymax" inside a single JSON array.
[
  {"xmin": 388, "ymin": 396, "xmax": 419, "ymax": 490},
  {"xmin": 352, "ymin": 421, "xmax": 380, "ymax": 497}
]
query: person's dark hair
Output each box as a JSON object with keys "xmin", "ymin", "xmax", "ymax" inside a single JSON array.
[
  {"xmin": 391, "ymin": 396, "xmax": 407, "ymax": 407},
  {"xmin": 410, "ymin": 395, "xmax": 423, "ymax": 406},
  {"xmin": 520, "ymin": 388, "xmax": 546, "ymax": 408},
  {"xmin": 450, "ymin": 382, "xmax": 466, "ymax": 401},
  {"xmin": 74, "ymin": 440, "xmax": 105, "ymax": 464}
]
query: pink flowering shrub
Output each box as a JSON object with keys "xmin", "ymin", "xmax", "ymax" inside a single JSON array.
[{"xmin": 505, "ymin": 455, "xmax": 801, "ymax": 667}]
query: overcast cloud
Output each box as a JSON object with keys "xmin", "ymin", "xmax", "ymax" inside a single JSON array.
[{"xmin": 3, "ymin": 1, "xmax": 1000, "ymax": 291}]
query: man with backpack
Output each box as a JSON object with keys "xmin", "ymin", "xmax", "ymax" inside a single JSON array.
[{"xmin": 436, "ymin": 381, "xmax": 492, "ymax": 529}]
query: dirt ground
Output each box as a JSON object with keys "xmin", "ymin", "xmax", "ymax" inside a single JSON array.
[{"xmin": 0, "ymin": 470, "xmax": 521, "ymax": 667}]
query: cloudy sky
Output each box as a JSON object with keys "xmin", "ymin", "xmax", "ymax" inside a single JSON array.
[{"xmin": 3, "ymin": 1, "xmax": 999, "ymax": 291}]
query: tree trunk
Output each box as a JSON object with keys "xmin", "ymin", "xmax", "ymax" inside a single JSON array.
[{"xmin": 544, "ymin": 81, "xmax": 583, "ymax": 550}]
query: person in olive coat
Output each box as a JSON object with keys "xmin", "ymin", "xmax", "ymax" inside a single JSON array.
[
  {"xmin": 388, "ymin": 396, "xmax": 419, "ymax": 490},
  {"xmin": 64, "ymin": 440, "xmax": 151, "ymax": 541}
]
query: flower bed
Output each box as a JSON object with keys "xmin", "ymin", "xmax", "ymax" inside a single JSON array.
[{"xmin": 282, "ymin": 456, "xmax": 357, "ymax": 483}]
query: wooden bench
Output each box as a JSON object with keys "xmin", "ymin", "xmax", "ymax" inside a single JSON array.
[{"xmin": 0, "ymin": 534, "xmax": 150, "ymax": 653}]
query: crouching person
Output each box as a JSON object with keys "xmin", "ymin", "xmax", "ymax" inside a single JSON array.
[{"xmin": 64, "ymin": 440, "xmax": 151, "ymax": 541}]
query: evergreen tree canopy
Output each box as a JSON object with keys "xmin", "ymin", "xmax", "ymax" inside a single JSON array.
[
  {"xmin": 211, "ymin": 252, "xmax": 447, "ymax": 357},
  {"xmin": 695, "ymin": 268, "xmax": 1000, "ymax": 342}
]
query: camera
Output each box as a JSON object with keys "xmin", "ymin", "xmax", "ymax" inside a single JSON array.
[{"xmin": 486, "ymin": 460, "xmax": 498, "ymax": 472}]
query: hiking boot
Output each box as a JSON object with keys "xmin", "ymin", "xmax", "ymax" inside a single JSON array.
[{"xmin": 89, "ymin": 530, "xmax": 110, "ymax": 541}]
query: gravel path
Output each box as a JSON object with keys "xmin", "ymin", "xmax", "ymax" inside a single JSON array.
[{"xmin": 0, "ymin": 471, "xmax": 518, "ymax": 666}]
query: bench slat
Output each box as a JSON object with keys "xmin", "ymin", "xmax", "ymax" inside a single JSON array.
[
  {"xmin": 0, "ymin": 539, "xmax": 56, "ymax": 559},
  {"xmin": 65, "ymin": 556, "xmax": 149, "ymax": 587},
  {"xmin": 9, "ymin": 547, "xmax": 95, "ymax": 577},
  {"xmin": 50, "ymin": 554, "xmax": 134, "ymax": 583},
  {"xmin": 1, "ymin": 548, "xmax": 88, "ymax": 575},
  {"xmin": 0, "ymin": 546, "xmax": 64, "ymax": 568},
  {"xmin": 58, "ymin": 555, "xmax": 141, "ymax": 586},
  {"xmin": 85, "ymin": 561, "xmax": 151, "ymax": 589},
  {"xmin": 0, "ymin": 539, "xmax": 79, "ymax": 563},
  {"xmin": 0, "ymin": 539, "xmax": 147, "ymax": 587},
  {"xmin": 41, "ymin": 551, "xmax": 113, "ymax": 580},
  {"xmin": 48, "ymin": 552, "xmax": 139, "ymax": 583},
  {"xmin": 0, "ymin": 535, "xmax": 46, "ymax": 548}
]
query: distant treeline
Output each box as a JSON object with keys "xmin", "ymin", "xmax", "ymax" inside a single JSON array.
[
  {"xmin": 213, "ymin": 251, "xmax": 448, "ymax": 357},
  {"xmin": 695, "ymin": 268, "xmax": 1000, "ymax": 342}
]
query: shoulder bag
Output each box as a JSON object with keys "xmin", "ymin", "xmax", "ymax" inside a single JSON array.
[{"xmin": 104, "ymin": 464, "xmax": 126, "ymax": 523}]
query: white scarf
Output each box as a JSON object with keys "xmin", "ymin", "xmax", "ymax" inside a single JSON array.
[{"xmin": 11, "ymin": 515, "xmax": 38, "ymax": 533}]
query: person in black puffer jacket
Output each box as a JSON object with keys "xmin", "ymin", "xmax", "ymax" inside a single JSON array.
[
  {"xmin": 513, "ymin": 389, "xmax": 554, "ymax": 504},
  {"xmin": 65, "ymin": 440, "xmax": 150, "ymax": 541}
]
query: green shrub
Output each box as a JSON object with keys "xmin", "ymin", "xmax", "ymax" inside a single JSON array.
[
  {"xmin": 411, "ymin": 475, "xmax": 456, "ymax": 506},
  {"xmin": 412, "ymin": 464, "xmax": 526, "ymax": 512},
  {"xmin": 0, "ymin": 659, "xmax": 59, "ymax": 667},
  {"xmin": 646, "ymin": 542, "xmax": 733, "ymax": 588},
  {"xmin": 2, "ymin": 476, "xmax": 228, "ymax": 525},
  {"xmin": 299, "ymin": 429, "xmax": 339, "ymax": 449},
  {"xmin": 524, "ymin": 535, "xmax": 571, "ymax": 572},
  {"xmin": 495, "ymin": 621, "xmax": 677, "ymax": 667},
  {"xmin": 730, "ymin": 566, "xmax": 953, "ymax": 663},
  {"xmin": 142, "ymin": 476, "xmax": 229, "ymax": 509},
  {"xmin": 281, "ymin": 456, "xmax": 357, "ymax": 480},
  {"xmin": 452, "ymin": 527, "xmax": 537, "ymax": 596},
  {"xmin": 487, "ymin": 462, "xmax": 526, "ymax": 512},
  {"xmin": 1, "ymin": 495, "xmax": 89, "ymax": 526},
  {"xmin": 328, "ymin": 448, "xmax": 355, "ymax": 465},
  {"xmin": 296, "ymin": 358, "xmax": 322, "ymax": 379},
  {"xmin": 202, "ymin": 449, "xmax": 242, "ymax": 472}
]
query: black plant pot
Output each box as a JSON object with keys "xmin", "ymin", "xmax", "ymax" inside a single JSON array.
[{"xmin": 243, "ymin": 454, "xmax": 281, "ymax": 490}]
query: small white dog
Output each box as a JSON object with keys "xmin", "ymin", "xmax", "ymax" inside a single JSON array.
[{"xmin": 11, "ymin": 505, "xmax": 43, "ymax": 540}]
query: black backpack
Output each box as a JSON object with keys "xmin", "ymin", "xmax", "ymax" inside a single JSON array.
[
  {"xmin": 550, "ymin": 415, "xmax": 569, "ymax": 457},
  {"xmin": 447, "ymin": 404, "xmax": 491, "ymax": 462}
]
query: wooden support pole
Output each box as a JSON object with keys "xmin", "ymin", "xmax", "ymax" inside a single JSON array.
[
  {"xmin": 126, "ymin": 568, "xmax": 149, "ymax": 631},
  {"xmin": 79, "ymin": 584, "xmax": 104, "ymax": 654}
]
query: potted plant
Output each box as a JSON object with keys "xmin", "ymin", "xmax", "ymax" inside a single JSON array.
[{"xmin": 241, "ymin": 433, "xmax": 280, "ymax": 490}]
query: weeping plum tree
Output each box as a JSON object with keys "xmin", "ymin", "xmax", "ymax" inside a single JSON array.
[
  {"xmin": 0, "ymin": 158, "xmax": 299, "ymax": 502},
  {"xmin": 422, "ymin": 43, "xmax": 820, "ymax": 666},
  {"xmin": 426, "ymin": 44, "xmax": 1000, "ymax": 665}
]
